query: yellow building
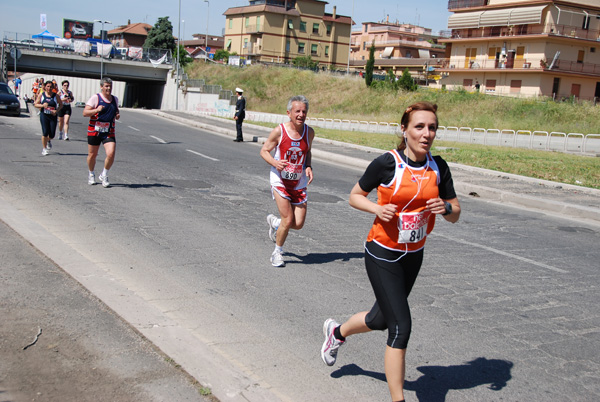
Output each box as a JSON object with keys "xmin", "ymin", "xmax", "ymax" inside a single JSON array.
[
  {"xmin": 223, "ymin": 0, "xmax": 353, "ymax": 68},
  {"xmin": 438, "ymin": 0, "xmax": 600, "ymax": 100}
]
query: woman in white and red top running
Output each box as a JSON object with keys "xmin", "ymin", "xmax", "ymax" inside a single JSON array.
[
  {"xmin": 260, "ymin": 95, "xmax": 315, "ymax": 268},
  {"xmin": 320, "ymin": 102, "xmax": 461, "ymax": 402}
]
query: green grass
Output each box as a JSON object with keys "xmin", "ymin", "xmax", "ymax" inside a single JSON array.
[
  {"xmin": 187, "ymin": 63, "xmax": 600, "ymax": 189},
  {"xmin": 186, "ymin": 63, "xmax": 600, "ymax": 134}
]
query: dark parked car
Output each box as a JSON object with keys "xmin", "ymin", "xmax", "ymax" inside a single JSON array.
[{"xmin": 0, "ymin": 83, "xmax": 21, "ymax": 116}]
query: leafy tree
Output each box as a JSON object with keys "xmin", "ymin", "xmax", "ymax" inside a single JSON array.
[
  {"xmin": 292, "ymin": 56, "xmax": 318, "ymax": 69},
  {"xmin": 144, "ymin": 17, "xmax": 176, "ymax": 52},
  {"xmin": 214, "ymin": 49, "xmax": 230, "ymax": 63},
  {"xmin": 177, "ymin": 44, "xmax": 194, "ymax": 68},
  {"xmin": 398, "ymin": 68, "xmax": 418, "ymax": 91},
  {"xmin": 386, "ymin": 68, "xmax": 399, "ymax": 91},
  {"xmin": 365, "ymin": 42, "xmax": 375, "ymax": 87}
]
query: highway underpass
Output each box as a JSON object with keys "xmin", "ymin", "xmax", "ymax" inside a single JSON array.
[{"xmin": 1, "ymin": 44, "xmax": 173, "ymax": 109}]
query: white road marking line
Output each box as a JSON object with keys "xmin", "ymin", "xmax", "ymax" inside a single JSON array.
[
  {"xmin": 128, "ymin": 126, "xmax": 140, "ymax": 131},
  {"xmin": 435, "ymin": 233, "xmax": 569, "ymax": 273},
  {"xmin": 150, "ymin": 135, "xmax": 167, "ymax": 144},
  {"xmin": 187, "ymin": 149, "xmax": 220, "ymax": 162}
]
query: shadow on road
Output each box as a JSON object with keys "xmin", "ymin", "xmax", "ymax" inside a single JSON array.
[
  {"xmin": 108, "ymin": 183, "xmax": 174, "ymax": 189},
  {"xmin": 285, "ymin": 251, "xmax": 364, "ymax": 264},
  {"xmin": 331, "ymin": 357, "xmax": 513, "ymax": 401},
  {"xmin": 404, "ymin": 357, "xmax": 513, "ymax": 401}
]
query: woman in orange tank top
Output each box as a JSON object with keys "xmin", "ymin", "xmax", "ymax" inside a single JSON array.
[{"xmin": 320, "ymin": 102, "xmax": 461, "ymax": 402}]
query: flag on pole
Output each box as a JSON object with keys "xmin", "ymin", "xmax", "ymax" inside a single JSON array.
[{"xmin": 40, "ymin": 14, "xmax": 47, "ymax": 30}]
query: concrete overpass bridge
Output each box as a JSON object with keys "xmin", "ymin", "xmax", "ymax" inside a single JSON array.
[{"xmin": 2, "ymin": 44, "xmax": 174, "ymax": 109}]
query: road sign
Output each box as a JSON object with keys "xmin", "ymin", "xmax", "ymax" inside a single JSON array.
[{"xmin": 10, "ymin": 48, "xmax": 22, "ymax": 60}]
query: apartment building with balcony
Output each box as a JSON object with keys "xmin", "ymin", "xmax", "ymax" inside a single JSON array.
[
  {"xmin": 223, "ymin": 0, "xmax": 352, "ymax": 68},
  {"xmin": 437, "ymin": 0, "xmax": 600, "ymax": 100},
  {"xmin": 350, "ymin": 20, "xmax": 446, "ymax": 81}
]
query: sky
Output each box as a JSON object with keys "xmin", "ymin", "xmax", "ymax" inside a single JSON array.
[{"xmin": 0, "ymin": 0, "xmax": 452, "ymax": 41}]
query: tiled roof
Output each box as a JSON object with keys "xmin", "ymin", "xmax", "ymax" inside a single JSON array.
[
  {"xmin": 108, "ymin": 23, "xmax": 152, "ymax": 36},
  {"xmin": 224, "ymin": 5, "xmax": 300, "ymax": 16}
]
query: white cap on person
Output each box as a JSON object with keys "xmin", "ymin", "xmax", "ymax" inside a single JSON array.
[{"xmin": 236, "ymin": 87, "xmax": 243, "ymax": 93}]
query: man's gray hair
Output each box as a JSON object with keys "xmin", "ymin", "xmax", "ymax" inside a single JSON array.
[
  {"xmin": 287, "ymin": 95, "xmax": 309, "ymax": 112},
  {"xmin": 100, "ymin": 77, "xmax": 113, "ymax": 86}
]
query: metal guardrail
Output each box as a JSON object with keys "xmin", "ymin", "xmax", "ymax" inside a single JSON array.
[
  {"xmin": 237, "ymin": 112, "xmax": 599, "ymax": 154},
  {"xmin": 186, "ymin": 107, "xmax": 600, "ymax": 154},
  {"xmin": 436, "ymin": 126, "xmax": 600, "ymax": 154}
]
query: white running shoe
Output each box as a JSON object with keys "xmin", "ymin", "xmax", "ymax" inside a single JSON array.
[
  {"xmin": 321, "ymin": 318, "xmax": 344, "ymax": 366},
  {"xmin": 46, "ymin": 140, "xmax": 52, "ymax": 150},
  {"xmin": 64, "ymin": 134, "xmax": 69, "ymax": 141},
  {"xmin": 98, "ymin": 174, "xmax": 110, "ymax": 188},
  {"xmin": 270, "ymin": 250, "xmax": 285, "ymax": 267},
  {"xmin": 88, "ymin": 172, "xmax": 96, "ymax": 185},
  {"xmin": 58, "ymin": 131, "xmax": 63, "ymax": 140},
  {"xmin": 41, "ymin": 148, "xmax": 49, "ymax": 156},
  {"xmin": 267, "ymin": 214, "xmax": 278, "ymax": 243}
]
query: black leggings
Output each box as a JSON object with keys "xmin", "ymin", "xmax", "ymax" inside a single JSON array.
[
  {"xmin": 364, "ymin": 241, "xmax": 424, "ymax": 349},
  {"xmin": 40, "ymin": 112, "xmax": 57, "ymax": 138}
]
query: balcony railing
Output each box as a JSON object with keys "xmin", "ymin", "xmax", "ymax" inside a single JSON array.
[
  {"xmin": 441, "ymin": 58, "xmax": 537, "ymax": 70},
  {"xmin": 448, "ymin": 24, "xmax": 600, "ymax": 42},
  {"xmin": 554, "ymin": 60, "xmax": 600, "ymax": 75},
  {"xmin": 351, "ymin": 38, "xmax": 444, "ymax": 49},
  {"xmin": 244, "ymin": 25, "xmax": 264, "ymax": 34},
  {"xmin": 439, "ymin": 57, "xmax": 600, "ymax": 75},
  {"xmin": 448, "ymin": 0, "xmax": 487, "ymax": 10}
]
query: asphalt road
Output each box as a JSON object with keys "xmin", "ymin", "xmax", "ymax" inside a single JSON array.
[{"xmin": 1, "ymin": 108, "xmax": 599, "ymax": 401}]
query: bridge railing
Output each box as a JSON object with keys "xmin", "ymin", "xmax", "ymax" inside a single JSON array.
[{"xmin": 2, "ymin": 31, "xmax": 173, "ymax": 65}]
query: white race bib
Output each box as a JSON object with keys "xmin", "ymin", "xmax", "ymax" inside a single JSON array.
[
  {"xmin": 281, "ymin": 163, "xmax": 303, "ymax": 181},
  {"xmin": 398, "ymin": 211, "xmax": 431, "ymax": 243},
  {"xmin": 94, "ymin": 121, "xmax": 110, "ymax": 133}
]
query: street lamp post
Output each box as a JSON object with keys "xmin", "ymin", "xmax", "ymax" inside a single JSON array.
[
  {"xmin": 347, "ymin": 0, "xmax": 354, "ymax": 75},
  {"xmin": 176, "ymin": 0, "xmax": 181, "ymax": 110},
  {"xmin": 94, "ymin": 20, "xmax": 112, "ymax": 80},
  {"xmin": 204, "ymin": 0, "xmax": 209, "ymax": 62}
]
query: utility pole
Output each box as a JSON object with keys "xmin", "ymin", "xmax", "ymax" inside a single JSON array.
[
  {"xmin": 204, "ymin": 0, "xmax": 210, "ymax": 62},
  {"xmin": 176, "ymin": 0, "xmax": 181, "ymax": 110},
  {"xmin": 94, "ymin": 20, "xmax": 112, "ymax": 81}
]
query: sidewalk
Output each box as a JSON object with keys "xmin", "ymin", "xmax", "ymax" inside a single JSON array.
[
  {"xmin": 155, "ymin": 109, "xmax": 600, "ymax": 226},
  {"xmin": 0, "ymin": 216, "xmax": 215, "ymax": 402}
]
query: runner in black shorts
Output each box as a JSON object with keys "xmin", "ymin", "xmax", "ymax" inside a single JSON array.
[
  {"xmin": 83, "ymin": 77, "xmax": 119, "ymax": 188},
  {"xmin": 58, "ymin": 80, "xmax": 74, "ymax": 140},
  {"xmin": 34, "ymin": 80, "xmax": 63, "ymax": 156}
]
